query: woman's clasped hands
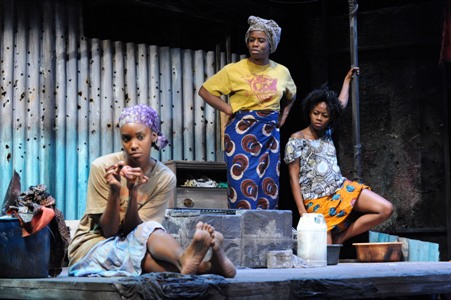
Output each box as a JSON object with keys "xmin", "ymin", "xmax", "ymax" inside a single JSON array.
[{"xmin": 104, "ymin": 161, "xmax": 149, "ymax": 190}]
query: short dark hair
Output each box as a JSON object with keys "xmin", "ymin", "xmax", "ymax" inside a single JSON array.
[{"xmin": 301, "ymin": 84, "xmax": 343, "ymax": 129}]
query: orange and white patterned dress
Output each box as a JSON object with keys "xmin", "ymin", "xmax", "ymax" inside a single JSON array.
[{"xmin": 284, "ymin": 130, "xmax": 370, "ymax": 233}]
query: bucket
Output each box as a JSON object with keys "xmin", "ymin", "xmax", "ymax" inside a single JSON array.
[
  {"xmin": 327, "ymin": 244, "xmax": 343, "ymax": 265},
  {"xmin": 297, "ymin": 213, "xmax": 327, "ymax": 267},
  {"xmin": 0, "ymin": 216, "xmax": 50, "ymax": 278}
]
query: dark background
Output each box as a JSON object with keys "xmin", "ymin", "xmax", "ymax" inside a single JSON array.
[{"xmin": 83, "ymin": 0, "xmax": 451, "ymax": 259}]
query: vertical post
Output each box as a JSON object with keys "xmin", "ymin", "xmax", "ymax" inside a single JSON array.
[
  {"xmin": 442, "ymin": 64, "xmax": 451, "ymax": 260},
  {"xmin": 226, "ymin": 35, "xmax": 231, "ymax": 65},
  {"xmin": 348, "ymin": 0, "xmax": 362, "ymax": 181}
]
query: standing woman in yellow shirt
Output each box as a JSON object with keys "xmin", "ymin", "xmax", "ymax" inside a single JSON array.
[{"xmin": 199, "ymin": 16, "xmax": 297, "ymax": 209}]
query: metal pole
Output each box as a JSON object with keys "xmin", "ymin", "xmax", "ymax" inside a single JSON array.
[
  {"xmin": 441, "ymin": 64, "xmax": 451, "ymax": 260},
  {"xmin": 348, "ymin": 0, "xmax": 362, "ymax": 182}
]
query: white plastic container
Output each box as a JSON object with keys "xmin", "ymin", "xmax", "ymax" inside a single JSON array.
[{"xmin": 296, "ymin": 213, "xmax": 327, "ymax": 267}]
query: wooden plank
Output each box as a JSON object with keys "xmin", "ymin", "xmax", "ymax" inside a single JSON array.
[
  {"xmin": 193, "ymin": 50, "xmax": 205, "ymax": 161},
  {"xmin": 408, "ymin": 239, "xmax": 421, "ymax": 261},
  {"xmin": 158, "ymin": 47, "xmax": 172, "ymax": 163},
  {"xmin": 369, "ymin": 231, "xmax": 399, "ymax": 242},
  {"xmin": 0, "ymin": 0, "xmax": 14, "ymax": 195},
  {"xmin": 204, "ymin": 51, "xmax": 217, "ymax": 162},
  {"xmin": 406, "ymin": 238, "xmax": 440, "ymax": 262},
  {"xmin": 430, "ymin": 242, "xmax": 440, "ymax": 261},
  {"xmin": 399, "ymin": 237, "xmax": 409, "ymax": 260},
  {"xmin": 171, "ymin": 48, "xmax": 183, "ymax": 161},
  {"xmin": 182, "ymin": 49, "xmax": 195, "ymax": 161}
]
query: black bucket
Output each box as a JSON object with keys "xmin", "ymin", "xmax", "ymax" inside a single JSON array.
[
  {"xmin": 327, "ymin": 244, "xmax": 343, "ymax": 265},
  {"xmin": 0, "ymin": 216, "xmax": 50, "ymax": 278}
]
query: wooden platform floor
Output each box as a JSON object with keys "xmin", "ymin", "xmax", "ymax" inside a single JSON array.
[{"xmin": 1, "ymin": 262, "xmax": 451, "ymax": 299}]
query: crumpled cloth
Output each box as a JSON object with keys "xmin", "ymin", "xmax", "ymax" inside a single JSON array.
[
  {"xmin": 5, "ymin": 181, "xmax": 70, "ymax": 277},
  {"xmin": 18, "ymin": 206, "xmax": 55, "ymax": 237},
  {"xmin": 7, "ymin": 184, "xmax": 56, "ymax": 237},
  {"xmin": 183, "ymin": 178, "xmax": 217, "ymax": 188},
  {"xmin": 114, "ymin": 272, "xmax": 227, "ymax": 300}
]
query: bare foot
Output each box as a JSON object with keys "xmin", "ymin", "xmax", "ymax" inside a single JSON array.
[
  {"xmin": 209, "ymin": 231, "xmax": 236, "ymax": 278},
  {"xmin": 179, "ymin": 221, "xmax": 214, "ymax": 275}
]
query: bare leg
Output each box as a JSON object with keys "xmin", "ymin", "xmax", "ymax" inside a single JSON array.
[
  {"xmin": 141, "ymin": 249, "xmax": 179, "ymax": 273},
  {"xmin": 327, "ymin": 231, "xmax": 333, "ymax": 244},
  {"xmin": 141, "ymin": 229, "xmax": 183, "ymax": 273},
  {"xmin": 333, "ymin": 189, "xmax": 394, "ymax": 244},
  {"xmin": 142, "ymin": 222, "xmax": 213, "ymax": 275}
]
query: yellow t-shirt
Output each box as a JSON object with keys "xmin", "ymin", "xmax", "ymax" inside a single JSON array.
[
  {"xmin": 68, "ymin": 152, "xmax": 176, "ymax": 265},
  {"xmin": 202, "ymin": 58, "xmax": 297, "ymax": 113}
]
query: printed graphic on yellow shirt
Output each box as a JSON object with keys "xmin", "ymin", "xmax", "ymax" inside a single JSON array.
[{"xmin": 246, "ymin": 75, "xmax": 278, "ymax": 103}]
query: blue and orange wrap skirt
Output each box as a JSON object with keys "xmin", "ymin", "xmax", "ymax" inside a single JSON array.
[{"xmin": 224, "ymin": 110, "xmax": 280, "ymax": 210}]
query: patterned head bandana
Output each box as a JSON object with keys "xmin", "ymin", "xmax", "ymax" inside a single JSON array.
[
  {"xmin": 245, "ymin": 16, "xmax": 282, "ymax": 54},
  {"xmin": 118, "ymin": 104, "xmax": 169, "ymax": 150}
]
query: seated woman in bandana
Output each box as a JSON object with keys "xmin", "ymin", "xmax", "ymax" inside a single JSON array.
[
  {"xmin": 68, "ymin": 104, "xmax": 236, "ymax": 278},
  {"xmin": 199, "ymin": 16, "xmax": 297, "ymax": 210}
]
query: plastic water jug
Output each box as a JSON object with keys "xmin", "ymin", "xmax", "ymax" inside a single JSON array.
[{"xmin": 296, "ymin": 213, "xmax": 327, "ymax": 267}]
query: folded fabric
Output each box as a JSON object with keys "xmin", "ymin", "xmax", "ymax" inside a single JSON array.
[
  {"xmin": 183, "ymin": 178, "xmax": 217, "ymax": 188},
  {"xmin": 6, "ymin": 185, "xmax": 56, "ymax": 236},
  {"xmin": 19, "ymin": 206, "xmax": 55, "ymax": 237}
]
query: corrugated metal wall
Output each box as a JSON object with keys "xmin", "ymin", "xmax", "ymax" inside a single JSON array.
[{"xmin": 0, "ymin": 0, "xmax": 242, "ymax": 219}]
